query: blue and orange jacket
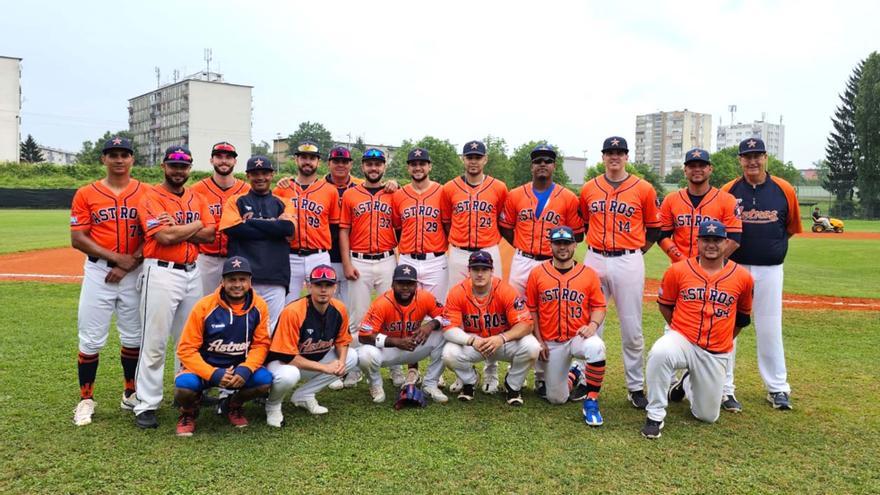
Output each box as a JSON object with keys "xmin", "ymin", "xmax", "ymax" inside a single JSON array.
[{"xmin": 177, "ymin": 287, "xmax": 271, "ymax": 384}]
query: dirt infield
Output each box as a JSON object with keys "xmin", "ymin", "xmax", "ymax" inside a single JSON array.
[
  {"xmin": 799, "ymin": 231, "xmax": 880, "ymax": 240},
  {"xmin": 1, "ymin": 245, "xmax": 878, "ymax": 311}
]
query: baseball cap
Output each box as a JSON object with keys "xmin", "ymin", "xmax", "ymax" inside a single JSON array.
[
  {"xmin": 738, "ymin": 137, "xmax": 767, "ymax": 155},
  {"xmin": 328, "ymin": 146, "xmax": 353, "ymax": 161},
  {"xmin": 393, "ymin": 264, "xmax": 419, "ymax": 282},
  {"xmin": 601, "ymin": 136, "xmax": 629, "ymax": 153},
  {"xmin": 697, "ymin": 220, "xmax": 727, "ymax": 239},
  {"xmin": 468, "ymin": 250, "xmax": 494, "ymax": 269},
  {"xmin": 102, "ymin": 136, "xmax": 134, "ymax": 154},
  {"xmin": 548, "ymin": 226, "xmax": 575, "ymax": 243},
  {"xmin": 362, "ymin": 148, "xmax": 387, "ymax": 162},
  {"xmin": 163, "ymin": 146, "xmax": 193, "ymax": 165},
  {"xmin": 407, "ymin": 148, "xmax": 432, "ymax": 163},
  {"xmin": 462, "ymin": 140, "xmax": 487, "ymax": 156},
  {"xmin": 530, "ymin": 143, "xmax": 557, "ymax": 161},
  {"xmin": 222, "ymin": 256, "xmax": 252, "ymax": 276},
  {"xmin": 309, "ymin": 264, "xmax": 338, "ymax": 284},
  {"xmin": 211, "ymin": 141, "xmax": 238, "ymax": 157},
  {"xmin": 246, "ymin": 155, "xmax": 274, "ymax": 172},
  {"xmin": 294, "ymin": 140, "xmax": 321, "ymax": 157},
  {"xmin": 684, "ymin": 148, "xmax": 710, "ymax": 164}
]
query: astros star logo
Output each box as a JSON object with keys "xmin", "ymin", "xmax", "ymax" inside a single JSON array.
[
  {"xmin": 611, "ymin": 138, "xmax": 620, "ymax": 146},
  {"xmin": 413, "ymin": 149, "xmax": 422, "ymax": 157},
  {"xmin": 690, "ymin": 150, "xmax": 702, "ymax": 158},
  {"xmin": 231, "ymin": 259, "xmax": 242, "ymax": 268},
  {"xmin": 112, "ymin": 137, "xmax": 122, "ymax": 145},
  {"xmin": 255, "ymin": 158, "xmax": 264, "ymax": 167},
  {"xmin": 402, "ymin": 266, "xmax": 412, "ymax": 275},
  {"xmin": 470, "ymin": 142, "xmax": 479, "ymax": 150},
  {"xmin": 747, "ymin": 139, "xmax": 757, "ymax": 148},
  {"xmin": 706, "ymin": 223, "xmax": 718, "ymax": 233}
]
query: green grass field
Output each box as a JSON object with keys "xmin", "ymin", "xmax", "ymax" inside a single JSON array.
[
  {"xmin": 0, "ymin": 209, "xmax": 71, "ymax": 254},
  {"xmin": 0, "ymin": 281, "xmax": 877, "ymax": 493}
]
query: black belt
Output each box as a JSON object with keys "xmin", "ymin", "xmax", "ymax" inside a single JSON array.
[
  {"xmin": 157, "ymin": 260, "xmax": 197, "ymax": 272},
  {"xmin": 589, "ymin": 247, "xmax": 638, "ymax": 257},
  {"xmin": 201, "ymin": 253, "xmax": 224, "ymax": 258},
  {"xmin": 455, "ymin": 246, "xmax": 481, "ymax": 252},
  {"xmin": 351, "ymin": 251, "xmax": 394, "ymax": 260},
  {"xmin": 290, "ymin": 248, "xmax": 327, "ymax": 256},
  {"xmin": 519, "ymin": 251, "xmax": 551, "ymax": 261},
  {"xmin": 406, "ymin": 252, "xmax": 445, "ymax": 260},
  {"xmin": 87, "ymin": 256, "xmax": 117, "ymax": 268}
]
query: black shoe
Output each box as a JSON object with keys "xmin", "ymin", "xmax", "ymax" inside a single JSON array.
[
  {"xmin": 504, "ymin": 377, "xmax": 523, "ymax": 406},
  {"xmin": 641, "ymin": 418, "xmax": 664, "ymax": 439},
  {"xmin": 628, "ymin": 390, "xmax": 648, "ymax": 409},
  {"xmin": 200, "ymin": 395, "xmax": 220, "ymax": 408},
  {"xmin": 721, "ymin": 394, "xmax": 742, "ymax": 413},
  {"xmin": 535, "ymin": 380, "xmax": 547, "ymax": 399},
  {"xmin": 458, "ymin": 383, "xmax": 475, "ymax": 401},
  {"xmin": 569, "ymin": 383, "xmax": 589, "ymax": 402},
  {"xmin": 767, "ymin": 392, "xmax": 792, "ymax": 410},
  {"xmin": 668, "ymin": 371, "xmax": 689, "ymax": 403},
  {"xmin": 135, "ymin": 410, "xmax": 159, "ymax": 429}
]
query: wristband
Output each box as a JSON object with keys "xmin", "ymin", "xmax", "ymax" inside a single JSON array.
[
  {"xmin": 375, "ymin": 334, "xmax": 387, "ymax": 348},
  {"xmin": 500, "ymin": 333, "xmax": 508, "ymax": 344}
]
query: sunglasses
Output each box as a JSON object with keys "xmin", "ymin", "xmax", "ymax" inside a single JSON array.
[
  {"xmin": 550, "ymin": 231, "xmax": 574, "ymax": 241},
  {"xmin": 532, "ymin": 158, "xmax": 555, "ymax": 165},
  {"xmin": 364, "ymin": 149, "xmax": 385, "ymax": 158},
  {"xmin": 298, "ymin": 144, "xmax": 319, "ymax": 153},
  {"xmin": 166, "ymin": 152, "xmax": 192, "ymax": 162},
  {"xmin": 213, "ymin": 144, "xmax": 235, "ymax": 152},
  {"xmin": 310, "ymin": 266, "xmax": 338, "ymax": 282}
]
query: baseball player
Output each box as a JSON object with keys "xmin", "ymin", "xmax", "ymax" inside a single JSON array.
[
  {"xmin": 357, "ymin": 264, "xmax": 449, "ymax": 404},
  {"xmin": 579, "ymin": 136, "xmax": 661, "ymax": 409},
  {"xmin": 70, "ymin": 136, "xmax": 148, "ymax": 426},
  {"xmin": 323, "ymin": 146, "xmax": 363, "ymax": 307},
  {"xmin": 264, "ymin": 265, "xmax": 357, "ymax": 426},
  {"xmin": 339, "ymin": 147, "xmax": 399, "ymax": 388},
  {"xmin": 191, "ymin": 142, "xmax": 249, "ymax": 295},
  {"xmin": 526, "ymin": 227, "xmax": 607, "ymax": 426},
  {"xmin": 133, "ymin": 145, "xmax": 216, "ymax": 429},
  {"xmin": 173, "ymin": 256, "xmax": 272, "ymax": 436},
  {"xmin": 642, "ymin": 220, "xmax": 754, "ymax": 439},
  {"xmin": 721, "ymin": 137, "xmax": 801, "ymax": 411},
  {"xmin": 220, "ymin": 156, "xmax": 294, "ymax": 333},
  {"xmin": 272, "ymin": 140, "xmax": 339, "ymax": 303},
  {"xmin": 442, "ymin": 251, "xmax": 540, "ymax": 405}
]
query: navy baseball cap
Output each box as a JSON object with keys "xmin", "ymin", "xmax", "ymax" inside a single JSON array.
[
  {"xmin": 211, "ymin": 141, "xmax": 238, "ymax": 157},
  {"xmin": 530, "ymin": 144, "xmax": 557, "ymax": 161},
  {"xmin": 328, "ymin": 146, "xmax": 352, "ymax": 161},
  {"xmin": 602, "ymin": 136, "xmax": 628, "ymax": 153},
  {"xmin": 309, "ymin": 264, "xmax": 338, "ymax": 284},
  {"xmin": 462, "ymin": 140, "xmax": 487, "ymax": 156},
  {"xmin": 738, "ymin": 137, "xmax": 767, "ymax": 155},
  {"xmin": 407, "ymin": 148, "xmax": 432, "ymax": 163},
  {"xmin": 468, "ymin": 250, "xmax": 494, "ymax": 269},
  {"xmin": 163, "ymin": 146, "xmax": 193, "ymax": 165},
  {"xmin": 222, "ymin": 256, "xmax": 252, "ymax": 276},
  {"xmin": 294, "ymin": 140, "xmax": 321, "ymax": 157},
  {"xmin": 102, "ymin": 136, "xmax": 134, "ymax": 154},
  {"xmin": 684, "ymin": 148, "xmax": 711, "ymax": 164},
  {"xmin": 697, "ymin": 220, "xmax": 727, "ymax": 239},
  {"xmin": 549, "ymin": 226, "xmax": 575, "ymax": 243},
  {"xmin": 246, "ymin": 155, "xmax": 274, "ymax": 172},
  {"xmin": 393, "ymin": 264, "xmax": 419, "ymax": 282},
  {"xmin": 362, "ymin": 148, "xmax": 387, "ymax": 162}
]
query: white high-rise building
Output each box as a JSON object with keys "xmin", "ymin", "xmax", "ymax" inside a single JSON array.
[
  {"xmin": 716, "ymin": 118, "xmax": 785, "ymax": 161},
  {"xmin": 0, "ymin": 56, "xmax": 22, "ymax": 163},
  {"xmin": 634, "ymin": 109, "xmax": 712, "ymax": 177}
]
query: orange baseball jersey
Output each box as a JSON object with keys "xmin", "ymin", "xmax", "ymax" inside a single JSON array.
[
  {"xmin": 441, "ymin": 176, "xmax": 508, "ymax": 249},
  {"xmin": 190, "ymin": 177, "xmax": 249, "ymax": 256},
  {"xmin": 273, "ymin": 179, "xmax": 340, "ymax": 250},
  {"xmin": 359, "ymin": 289, "xmax": 444, "ymax": 338},
  {"xmin": 392, "ymin": 181, "xmax": 448, "ymax": 254},
  {"xmin": 525, "ymin": 262, "xmax": 606, "ymax": 342},
  {"xmin": 658, "ymin": 258, "xmax": 754, "ymax": 354},
  {"xmin": 659, "ymin": 187, "xmax": 742, "ymax": 258},
  {"xmin": 327, "ymin": 173, "xmax": 364, "ymax": 208},
  {"xmin": 499, "ymin": 183, "xmax": 583, "ymax": 256},
  {"xmin": 70, "ymin": 179, "xmax": 150, "ymax": 255},
  {"xmin": 443, "ymin": 277, "xmax": 532, "ymax": 337},
  {"xmin": 340, "ymin": 184, "xmax": 397, "ymax": 253},
  {"xmin": 138, "ymin": 185, "xmax": 215, "ymax": 264},
  {"xmin": 579, "ymin": 174, "xmax": 661, "ymax": 251},
  {"xmin": 270, "ymin": 297, "xmax": 351, "ymax": 361}
]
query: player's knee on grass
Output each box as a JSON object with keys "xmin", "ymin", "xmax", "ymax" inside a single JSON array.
[
  {"xmin": 692, "ymin": 405, "xmax": 720, "ymax": 424},
  {"xmin": 547, "ymin": 385, "xmax": 568, "ymax": 405}
]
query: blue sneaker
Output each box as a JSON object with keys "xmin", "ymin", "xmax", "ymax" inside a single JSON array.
[{"xmin": 582, "ymin": 398, "xmax": 603, "ymax": 427}]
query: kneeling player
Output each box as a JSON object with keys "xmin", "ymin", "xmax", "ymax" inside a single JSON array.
[
  {"xmin": 642, "ymin": 221, "xmax": 754, "ymax": 439},
  {"xmin": 174, "ymin": 257, "xmax": 272, "ymax": 436},
  {"xmin": 526, "ymin": 227, "xmax": 607, "ymax": 426},
  {"xmin": 264, "ymin": 265, "xmax": 356, "ymax": 426},
  {"xmin": 357, "ymin": 265, "xmax": 448, "ymax": 404},
  {"xmin": 442, "ymin": 251, "xmax": 540, "ymax": 405}
]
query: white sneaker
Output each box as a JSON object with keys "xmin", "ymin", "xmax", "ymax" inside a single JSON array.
[
  {"xmin": 370, "ymin": 384, "xmax": 386, "ymax": 403},
  {"xmin": 294, "ymin": 398, "xmax": 329, "ymax": 415},
  {"xmin": 481, "ymin": 374, "xmax": 499, "ymax": 395},
  {"xmin": 120, "ymin": 392, "xmax": 138, "ymax": 411},
  {"xmin": 449, "ymin": 377, "xmax": 464, "ymax": 394},
  {"xmin": 343, "ymin": 370, "xmax": 363, "ymax": 388},
  {"xmin": 390, "ymin": 367, "xmax": 406, "ymax": 388},
  {"xmin": 404, "ymin": 369, "xmax": 420, "ymax": 387},
  {"xmin": 328, "ymin": 378, "xmax": 344, "ymax": 390},
  {"xmin": 266, "ymin": 407, "xmax": 284, "ymax": 427},
  {"xmin": 73, "ymin": 399, "xmax": 96, "ymax": 426},
  {"xmin": 423, "ymin": 386, "xmax": 448, "ymax": 403}
]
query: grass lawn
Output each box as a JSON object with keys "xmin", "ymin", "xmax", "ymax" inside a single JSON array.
[
  {"xmin": 0, "ymin": 282, "xmax": 878, "ymax": 494},
  {"xmin": 799, "ymin": 218, "xmax": 880, "ymax": 233},
  {"xmin": 0, "ymin": 209, "xmax": 71, "ymax": 254}
]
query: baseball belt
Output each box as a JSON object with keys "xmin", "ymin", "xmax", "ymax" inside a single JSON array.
[
  {"xmin": 290, "ymin": 248, "xmax": 327, "ymax": 256},
  {"xmin": 588, "ymin": 247, "xmax": 638, "ymax": 257},
  {"xmin": 351, "ymin": 251, "xmax": 395, "ymax": 260},
  {"xmin": 405, "ymin": 252, "xmax": 445, "ymax": 260},
  {"xmin": 157, "ymin": 260, "xmax": 197, "ymax": 272}
]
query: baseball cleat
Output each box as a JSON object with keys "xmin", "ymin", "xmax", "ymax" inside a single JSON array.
[
  {"xmin": 390, "ymin": 367, "xmax": 406, "ymax": 388},
  {"xmin": 328, "ymin": 378, "xmax": 344, "ymax": 390},
  {"xmin": 294, "ymin": 398, "xmax": 329, "ymax": 415},
  {"xmin": 135, "ymin": 410, "xmax": 159, "ymax": 429},
  {"xmin": 582, "ymin": 398, "xmax": 603, "ymax": 427},
  {"xmin": 668, "ymin": 371, "xmax": 689, "ymax": 403},
  {"xmin": 569, "ymin": 383, "xmax": 590, "ymax": 402},
  {"xmin": 767, "ymin": 392, "xmax": 792, "ymax": 410},
  {"xmin": 370, "ymin": 384, "xmax": 386, "ymax": 403},
  {"xmin": 73, "ymin": 398, "xmax": 96, "ymax": 426},
  {"xmin": 457, "ymin": 383, "xmax": 475, "ymax": 402},
  {"xmin": 449, "ymin": 377, "xmax": 464, "ymax": 394},
  {"xmin": 219, "ymin": 398, "xmax": 248, "ymax": 428},
  {"xmin": 265, "ymin": 407, "xmax": 284, "ymax": 428},
  {"xmin": 721, "ymin": 394, "xmax": 742, "ymax": 413},
  {"xmin": 343, "ymin": 370, "xmax": 363, "ymax": 388},
  {"xmin": 120, "ymin": 391, "xmax": 138, "ymax": 411},
  {"xmin": 176, "ymin": 411, "xmax": 196, "ymax": 437},
  {"xmin": 404, "ymin": 368, "xmax": 421, "ymax": 387},
  {"xmin": 535, "ymin": 380, "xmax": 547, "ymax": 399},
  {"xmin": 437, "ymin": 374, "xmax": 447, "ymax": 389},
  {"xmin": 641, "ymin": 418, "xmax": 664, "ymax": 439},
  {"xmin": 628, "ymin": 390, "xmax": 648, "ymax": 410},
  {"xmin": 481, "ymin": 374, "xmax": 499, "ymax": 395},
  {"xmin": 504, "ymin": 378, "xmax": 523, "ymax": 406},
  {"xmin": 423, "ymin": 386, "xmax": 449, "ymax": 403}
]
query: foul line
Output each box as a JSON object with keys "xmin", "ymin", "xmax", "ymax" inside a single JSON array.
[{"xmin": 0, "ymin": 273, "xmax": 83, "ymax": 279}]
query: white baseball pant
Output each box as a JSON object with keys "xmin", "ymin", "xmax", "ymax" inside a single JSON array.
[
  {"xmin": 398, "ymin": 253, "xmax": 449, "ymax": 303},
  {"xmin": 584, "ymin": 249, "xmax": 646, "ymax": 392},
  {"xmin": 196, "ymin": 254, "xmax": 225, "ymax": 296},
  {"xmin": 358, "ymin": 332, "xmax": 446, "ymax": 388},
  {"xmin": 442, "ymin": 335, "xmax": 540, "ymax": 391},
  {"xmin": 347, "ymin": 255, "xmax": 397, "ymax": 339},
  {"xmin": 543, "ymin": 335, "xmax": 606, "ymax": 405},
  {"xmin": 646, "ymin": 329, "xmax": 730, "ymax": 423},
  {"xmin": 286, "ymin": 251, "xmax": 332, "ymax": 303},
  {"xmin": 133, "ymin": 259, "xmax": 202, "ymax": 414},
  {"xmin": 725, "ymin": 264, "xmax": 789, "ymax": 395},
  {"xmin": 507, "ymin": 251, "xmax": 543, "ymax": 296},
  {"xmin": 253, "ymin": 284, "xmax": 286, "ymax": 337},
  {"xmin": 77, "ymin": 258, "xmax": 142, "ymax": 354},
  {"xmin": 447, "ymin": 244, "xmax": 503, "ymax": 287},
  {"xmin": 265, "ymin": 349, "xmax": 358, "ymax": 408},
  {"xmin": 331, "ymin": 262, "xmax": 350, "ymax": 307}
]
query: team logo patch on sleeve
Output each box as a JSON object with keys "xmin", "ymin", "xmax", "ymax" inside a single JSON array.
[
  {"xmin": 513, "ymin": 296, "xmax": 526, "ymax": 310},
  {"xmin": 360, "ymin": 323, "xmax": 374, "ymax": 333},
  {"xmin": 146, "ymin": 218, "xmax": 159, "ymax": 229},
  {"xmin": 70, "ymin": 215, "xmax": 78, "ymax": 225}
]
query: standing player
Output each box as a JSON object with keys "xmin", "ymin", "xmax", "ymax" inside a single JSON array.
[
  {"xmin": 579, "ymin": 136, "xmax": 661, "ymax": 409},
  {"xmin": 526, "ymin": 227, "xmax": 607, "ymax": 426},
  {"xmin": 264, "ymin": 265, "xmax": 357, "ymax": 426},
  {"xmin": 642, "ymin": 221, "xmax": 754, "ymax": 439},
  {"xmin": 323, "ymin": 146, "xmax": 363, "ymax": 307},
  {"xmin": 721, "ymin": 138, "xmax": 801, "ymax": 411},
  {"xmin": 442, "ymin": 251, "xmax": 540, "ymax": 405},
  {"xmin": 272, "ymin": 140, "xmax": 339, "ymax": 303},
  {"xmin": 220, "ymin": 156, "xmax": 294, "ymax": 332},
  {"xmin": 356, "ymin": 265, "xmax": 448, "ymax": 404},
  {"xmin": 191, "ymin": 142, "xmax": 249, "ymax": 295},
  {"xmin": 133, "ymin": 146, "xmax": 216, "ymax": 429},
  {"xmin": 70, "ymin": 136, "xmax": 148, "ymax": 426}
]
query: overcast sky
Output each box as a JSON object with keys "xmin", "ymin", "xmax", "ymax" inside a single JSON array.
[{"xmin": 3, "ymin": 0, "xmax": 877, "ymax": 168}]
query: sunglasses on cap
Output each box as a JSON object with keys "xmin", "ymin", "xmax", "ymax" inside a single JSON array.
[
  {"xmin": 213, "ymin": 143, "xmax": 235, "ymax": 152},
  {"xmin": 532, "ymin": 158, "xmax": 555, "ymax": 165},
  {"xmin": 364, "ymin": 149, "xmax": 385, "ymax": 159},
  {"xmin": 297, "ymin": 143, "xmax": 319, "ymax": 154},
  {"xmin": 549, "ymin": 230, "xmax": 575, "ymax": 242},
  {"xmin": 166, "ymin": 152, "xmax": 192, "ymax": 162},
  {"xmin": 309, "ymin": 266, "xmax": 338, "ymax": 283}
]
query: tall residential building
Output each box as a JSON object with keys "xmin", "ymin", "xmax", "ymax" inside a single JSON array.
[
  {"xmin": 0, "ymin": 56, "xmax": 22, "ymax": 163},
  {"xmin": 38, "ymin": 145, "xmax": 77, "ymax": 165},
  {"xmin": 716, "ymin": 119, "xmax": 785, "ymax": 161},
  {"xmin": 128, "ymin": 71, "xmax": 252, "ymax": 171},
  {"xmin": 634, "ymin": 110, "xmax": 712, "ymax": 177}
]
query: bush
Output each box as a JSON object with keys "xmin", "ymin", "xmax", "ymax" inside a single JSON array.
[{"xmin": 830, "ymin": 198, "xmax": 858, "ymax": 218}]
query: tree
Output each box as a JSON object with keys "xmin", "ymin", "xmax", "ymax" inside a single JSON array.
[
  {"xmin": 584, "ymin": 162, "xmax": 665, "ymax": 198},
  {"xmin": 286, "ymin": 121, "xmax": 334, "ymax": 159},
  {"xmin": 483, "ymin": 135, "xmax": 514, "ymax": 187},
  {"xmin": 251, "ymin": 140, "xmax": 270, "ymax": 156},
  {"xmin": 386, "ymin": 136, "xmax": 460, "ymax": 185},
  {"xmin": 76, "ymin": 130, "xmax": 141, "ymax": 165},
  {"xmin": 664, "ymin": 167, "xmax": 685, "ymax": 187},
  {"xmin": 824, "ymin": 59, "xmax": 862, "ymax": 202},
  {"xmin": 855, "ymin": 51, "xmax": 880, "ymax": 218},
  {"xmin": 19, "ymin": 135, "xmax": 44, "ymax": 163},
  {"xmin": 508, "ymin": 140, "xmax": 570, "ymax": 188}
]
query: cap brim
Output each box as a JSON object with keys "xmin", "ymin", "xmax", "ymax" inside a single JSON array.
[
  {"xmin": 550, "ymin": 237, "xmax": 576, "ymax": 243},
  {"xmin": 212, "ymin": 151, "xmax": 238, "ymax": 157},
  {"xmin": 393, "ymin": 277, "xmax": 419, "ymax": 282},
  {"xmin": 223, "ymin": 270, "xmax": 252, "ymax": 276},
  {"xmin": 738, "ymin": 150, "xmax": 766, "ymax": 156},
  {"xmin": 164, "ymin": 160, "xmax": 192, "ymax": 165},
  {"xmin": 103, "ymin": 146, "xmax": 134, "ymax": 153},
  {"xmin": 684, "ymin": 159, "xmax": 711, "ymax": 164},
  {"xmin": 602, "ymin": 147, "xmax": 629, "ymax": 153},
  {"xmin": 310, "ymin": 279, "xmax": 338, "ymax": 284},
  {"xmin": 294, "ymin": 151, "xmax": 321, "ymax": 157},
  {"xmin": 468, "ymin": 263, "xmax": 493, "ymax": 269},
  {"xmin": 698, "ymin": 234, "xmax": 727, "ymax": 239}
]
